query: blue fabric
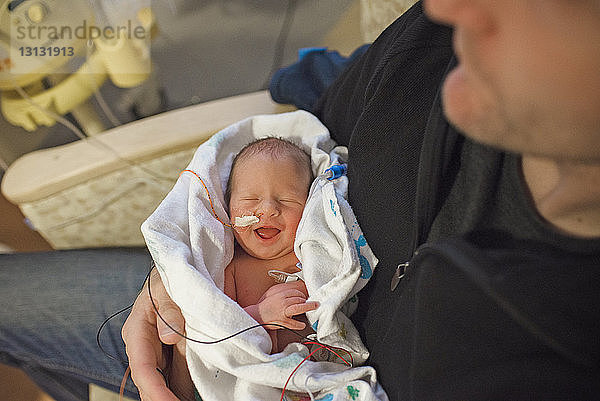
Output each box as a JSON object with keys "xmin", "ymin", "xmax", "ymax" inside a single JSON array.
[
  {"xmin": 0, "ymin": 247, "xmax": 151, "ymax": 401},
  {"xmin": 269, "ymin": 44, "xmax": 370, "ymax": 112}
]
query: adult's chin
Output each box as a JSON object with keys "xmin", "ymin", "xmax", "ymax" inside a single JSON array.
[
  {"xmin": 441, "ymin": 63, "xmax": 509, "ymax": 150},
  {"xmin": 441, "ymin": 63, "xmax": 474, "ymax": 133}
]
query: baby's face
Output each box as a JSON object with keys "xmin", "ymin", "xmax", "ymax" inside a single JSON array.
[{"xmin": 229, "ymin": 153, "xmax": 311, "ymax": 260}]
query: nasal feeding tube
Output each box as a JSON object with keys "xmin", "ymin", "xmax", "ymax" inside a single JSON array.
[{"xmin": 181, "ymin": 169, "xmax": 261, "ymax": 230}]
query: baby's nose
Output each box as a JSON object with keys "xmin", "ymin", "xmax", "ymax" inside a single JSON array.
[{"xmin": 257, "ymin": 199, "xmax": 280, "ymax": 217}]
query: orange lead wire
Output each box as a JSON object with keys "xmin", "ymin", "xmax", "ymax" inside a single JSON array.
[
  {"xmin": 119, "ymin": 366, "xmax": 130, "ymax": 401},
  {"xmin": 180, "ymin": 169, "xmax": 233, "ymax": 228}
]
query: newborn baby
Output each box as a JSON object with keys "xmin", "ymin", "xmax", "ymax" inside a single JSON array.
[{"xmin": 224, "ymin": 137, "xmax": 319, "ymax": 353}]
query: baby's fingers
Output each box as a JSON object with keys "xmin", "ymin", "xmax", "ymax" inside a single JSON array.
[
  {"xmin": 285, "ymin": 301, "xmax": 319, "ymax": 318},
  {"xmin": 259, "ymin": 281, "xmax": 308, "ymax": 302}
]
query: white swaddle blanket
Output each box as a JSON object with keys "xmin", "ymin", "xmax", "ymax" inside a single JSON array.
[{"xmin": 141, "ymin": 110, "xmax": 386, "ymax": 401}]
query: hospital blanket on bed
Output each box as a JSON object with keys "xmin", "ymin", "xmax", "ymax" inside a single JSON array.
[{"xmin": 141, "ymin": 110, "xmax": 386, "ymax": 401}]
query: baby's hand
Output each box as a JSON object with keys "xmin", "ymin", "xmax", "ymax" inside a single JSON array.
[
  {"xmin": 245, "ymin": 284, "xmax": 318, "ymax": 331},
  {"xmin": 258, "ymin": 280, "xmax": 309, "ymax": 303}
]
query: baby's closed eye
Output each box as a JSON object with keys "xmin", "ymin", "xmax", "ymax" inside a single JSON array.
[{"xmin": 279, "ymin": 198, "xmax": 303, "ymax": 205}]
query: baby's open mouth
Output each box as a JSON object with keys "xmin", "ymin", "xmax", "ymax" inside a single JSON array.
[{"xmin": 255, "ymin": 227, "xmax": 280, "ymax": 239}]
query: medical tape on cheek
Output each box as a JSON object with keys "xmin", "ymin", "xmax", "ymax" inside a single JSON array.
[{"xmin": 234, "ymin": 214, "xmax": 260, "ymax": 227}]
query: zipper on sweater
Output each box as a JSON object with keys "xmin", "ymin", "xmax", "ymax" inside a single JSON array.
[{"xmin": 390, "ymin": 261, "xmax": 410, "ymax": 291}]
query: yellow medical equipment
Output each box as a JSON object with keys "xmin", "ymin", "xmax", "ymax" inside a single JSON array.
[{"xmin": 0, "ymin": 0, "xmax": 155, "ymax": 134}]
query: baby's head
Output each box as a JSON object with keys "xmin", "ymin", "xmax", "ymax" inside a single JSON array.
[{"xmin": 226, "ymin": 137, "xmax": 313, "ymax": 260}]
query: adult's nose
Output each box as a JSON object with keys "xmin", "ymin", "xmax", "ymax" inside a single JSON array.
[
  {"xmin": 424, "ymin": 0, "xmax": 466, "ymax": 25},
  {"xmin": 424, "ymin": 0, "xmax": 493, "ymax": 35}
]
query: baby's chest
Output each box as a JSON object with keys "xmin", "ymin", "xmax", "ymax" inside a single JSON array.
[{"xmin": 234, "ymin": 265, "xmax": 277, "ymax": 307}]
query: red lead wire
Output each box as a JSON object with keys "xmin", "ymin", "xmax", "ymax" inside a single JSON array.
[
  {"xmin": 280, "ymin": 342, "xmax": 353, "ymax": 401},
  {"xmin": 280, "ymin": 345, "xmax": 325, "ymax": 401}
]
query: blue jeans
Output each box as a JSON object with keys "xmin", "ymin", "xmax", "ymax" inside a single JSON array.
[{"xmin": 0, "ymin": 247, "xmax": 152, "ymax": 401}]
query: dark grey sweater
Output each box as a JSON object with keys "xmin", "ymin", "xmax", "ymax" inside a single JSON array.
[{"xmin": 314, "ymin": 2, "xmax": 600, "ymax": 400}]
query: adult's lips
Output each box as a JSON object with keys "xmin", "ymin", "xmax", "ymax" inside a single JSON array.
[{"xmin": 255, "ymin": 227, "xmax": 280, "ymax": 239}]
